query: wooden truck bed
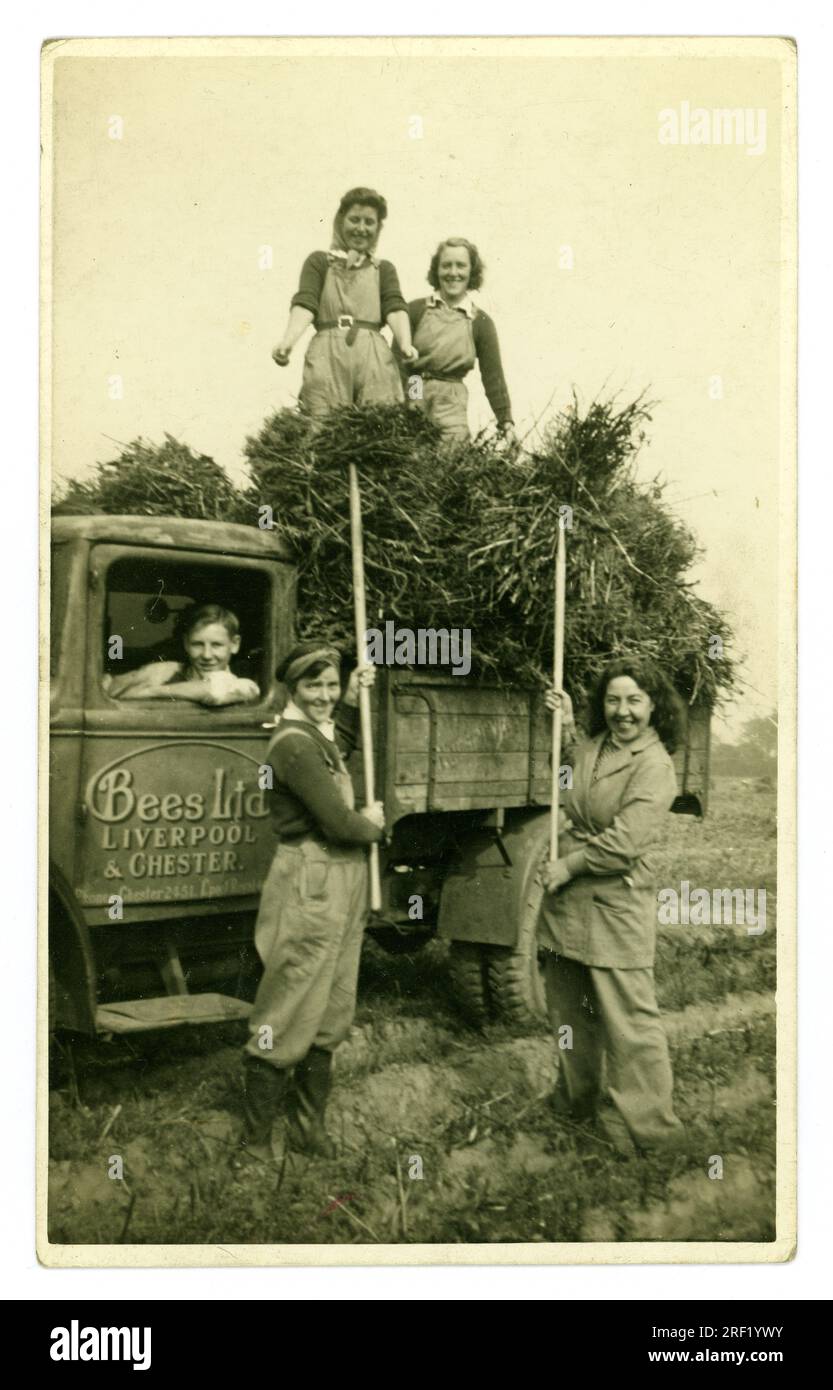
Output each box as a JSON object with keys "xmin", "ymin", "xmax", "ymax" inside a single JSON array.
[{"xmin": 364, "ymin": 669, "xmax": 711, "ymax": 821}]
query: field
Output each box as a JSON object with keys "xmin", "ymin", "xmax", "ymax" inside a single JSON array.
[{"xmin": 47, "ymin": 776, "xmax": 778, "ymax": 1249}]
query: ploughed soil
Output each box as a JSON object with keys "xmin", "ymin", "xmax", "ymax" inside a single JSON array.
[{"xmin": 46, "ymin": 777, "xmax": 779, "ymax": 1248}]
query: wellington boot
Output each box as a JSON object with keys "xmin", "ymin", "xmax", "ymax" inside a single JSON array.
[
  {"xmin": 234, "ymin": 1057, "xmax": 293, "ymax": 1165},
  {"xmin": 549, "ymin": 1077, "xmax": 598, "ymax": 1124},
  {"xmin": 287, "ymin": 1046, "xmax": 338, "ymax": 1159}
]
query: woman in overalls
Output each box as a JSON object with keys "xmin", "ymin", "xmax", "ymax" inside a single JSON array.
[
  {"xmin": 404, "ymin": 237, "xmax": 516, "ymax": 444},
  {"xmin": 540, "ymin": 659, "xmax": 687, "ymax": 1156},
  {"xmin": 272, "ymin": 187, "xmax": 418, "ymax": 415},
  {"xmin": 239, "ymin": 643, "xmax": 384, "ymax": 1163}
]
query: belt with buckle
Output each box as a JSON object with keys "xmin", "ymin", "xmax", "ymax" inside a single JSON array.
[{"xmin": 316, "ymin": 316, "xmax": 382, "ymax": 346}]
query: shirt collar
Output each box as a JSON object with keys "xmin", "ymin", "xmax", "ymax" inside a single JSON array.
[
  {"xmin": 598, "ymin": 726, "xmax": 660, "ymax": 757},
  {"xmin": 427, "ymin": 290, "xmax": 476, "ymax": 320},
  {"xmin": 281, "ymin": 699, "xmax": 336, "ymax": 742},
  {"xmin": 260, "ymin": 700, "xmax": 337, "ymax": 740}
]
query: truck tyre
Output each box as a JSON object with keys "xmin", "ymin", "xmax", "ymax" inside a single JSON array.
[
  {"xmin": 486, "ymin": 823, "xmax": 549, "ymax": 1025},
  {"xmin": 448, "ymin": 940, "xmax": 491, "ymax": 1028}
]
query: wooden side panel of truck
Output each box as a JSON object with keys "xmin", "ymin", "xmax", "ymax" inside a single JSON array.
[{"xmin": 371, "ymin": 669, "xmax": 710, "ymax": 819}]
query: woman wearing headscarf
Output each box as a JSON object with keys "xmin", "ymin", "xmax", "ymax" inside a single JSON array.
[
  {"xmin": 540, "ymin": 658, "xmax": 687, "ymax": 1156},
  {"xmin": 238, "ymin": 643, "xmax": 384, "ymax": 1164},
  {"xmin": 272, "ymin": 187, "xmax": 418, "ymax": 416},
  {"xmin": 404, "ymin": 237, "xmax": 516, "ymax": 444}
]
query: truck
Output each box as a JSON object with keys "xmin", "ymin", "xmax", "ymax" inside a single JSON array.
[{"xmin": 48, "ymin": 514, "xmax": 711, "ymax": 1036}]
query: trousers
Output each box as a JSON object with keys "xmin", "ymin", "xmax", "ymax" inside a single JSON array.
[
  {"xmin": 414, "ymin": 377, "xmax": 470, "ymax": 441},
  {"xmin": 543, "ymin": 953, "xmax": 685, "ymax": 1150},
  {"xmin": 245, "ymin": 838, "xmax": 368, "ymax": 1070},
  {"xmin": 300, "ymin": 327, "xmax": 403, "ymax": 416}
]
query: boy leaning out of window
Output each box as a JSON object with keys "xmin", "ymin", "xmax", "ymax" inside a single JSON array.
[{"xmin": 105, "ymin": 603, "xmax": 260, "ymax": 707}]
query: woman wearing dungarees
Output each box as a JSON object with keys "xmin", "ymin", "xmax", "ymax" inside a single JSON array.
[
  {"xmin": 539, "ymin": 658, "xmax": 687, "ymax": 1157},
  {"xmin": 404, "ymin": 237, "xmax": 516, "ymax": 444},
  {"xmin": 239, "ymin": 643, "xmax": 384, "ymax": 1163},
  {"xmin": 272, "ymin": 187, "xmax": 418, "ymax": 415}
]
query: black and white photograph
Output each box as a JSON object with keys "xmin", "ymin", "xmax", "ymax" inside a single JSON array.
[{"xmin": 40, "ymin": 34, "xmax": 796, "ymax": 1266}]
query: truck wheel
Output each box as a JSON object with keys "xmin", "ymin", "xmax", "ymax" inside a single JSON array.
[
  {"xmin": 448, "ymin": 941, "xmax": 491, "ymax": 1028},
  {"xmin": 487, "ymin": 835, "xmax": 549, "ymax": 1025}
]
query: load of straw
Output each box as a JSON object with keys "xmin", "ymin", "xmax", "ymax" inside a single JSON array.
[
  {"xmin": 54, "ymin": 435, "xmax": 241, "ymax": 520},
  {"xmin": 53, "ymin": 398, "xmax": 733, "ymax": 712},
  {"xmin": 239, "ymin": 399, "xmax": 732, "ymax": 709}
]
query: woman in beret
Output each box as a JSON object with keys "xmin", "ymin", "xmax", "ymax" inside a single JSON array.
[{"xmin": 238, "ymin": 642, "xmax": 384, "ymax": 1163}]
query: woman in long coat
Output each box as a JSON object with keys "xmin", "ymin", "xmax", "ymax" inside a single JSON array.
[
  {"xmin": 239, "ymin": 642, "xmax": 384, "ymax": 1163},
  {"xmin": 541, "ymin": 657, "xmax": 687, "ymax": 1155},
  {"xmin": 272, "ymin": 186, "xmax": 418, "ymax": 416}
]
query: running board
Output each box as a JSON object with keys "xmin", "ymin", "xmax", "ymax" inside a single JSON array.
[{"xmin": 96, "ymin": 993, "xmax": 251, "ymax": 1034}]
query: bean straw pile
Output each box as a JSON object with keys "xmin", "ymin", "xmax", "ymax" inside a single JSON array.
[{"xmin": 54, "ymin": 398, "xmax": 733, "ymax": 712}]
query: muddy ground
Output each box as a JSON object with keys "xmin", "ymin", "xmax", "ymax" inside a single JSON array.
[{"xmin": 47, "ymin": 776, "xmax": 778, "ymax": 1248}]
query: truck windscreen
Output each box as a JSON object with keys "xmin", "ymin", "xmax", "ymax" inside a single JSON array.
[{"xmin": 101, "ymin": 554, "xmax": 270, "ymax": 690}]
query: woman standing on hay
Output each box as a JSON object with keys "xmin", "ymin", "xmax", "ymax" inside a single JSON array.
[
  {"xmin": 237, "ymin": 642, "xmax": 384, "ymax": 1164},
  {"xmin": 541, "ymin": 657, "xmax": 687, "ymax": 1157},
  {"xmin": 403, "ymin": 237, "xmax": 515, "ymax": 444},
  {"xmin": 272, "ymin": 187, "xmax": 418, "ymax": 417}
]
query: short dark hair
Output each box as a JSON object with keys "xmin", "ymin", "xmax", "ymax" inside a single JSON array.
[
  {"xmin": 337, "ymin": 187, "xmax": 388, "ymax": 224},
  {"xmin": 587, "ymin": 657, "xmax": 684, "ymax": 753},
  {"xmin": 178, "ymin": 604, "xmax": 239, "ymax": 643},
  {"xmin": 427, "ymin": 238, "xmax": 485, "ymax": 292}
]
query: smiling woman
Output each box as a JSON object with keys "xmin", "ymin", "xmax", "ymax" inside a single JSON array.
[
  {"xmin": 539, "ymin": 658, "xmax": 687, "ymax": 1157},
  {"xmin": 236, "ymin": 641, "xmax": 385, "ymax": 1167},
  {"xmin": 271, "ymin": 187, "xmax": 417, "ymax": 417},
  {"xmin": 404, "ymin": 236, "xmax": 515, "ymax": 444}
]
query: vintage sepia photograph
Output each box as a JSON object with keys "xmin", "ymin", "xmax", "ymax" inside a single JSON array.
[{"xmin": 40, "ymin": 35, "xmax": 796, "ymax": 1266}]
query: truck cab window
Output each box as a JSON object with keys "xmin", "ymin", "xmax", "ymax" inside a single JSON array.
[{"xmin": 101, "ymin": 555, "xmax": 270, "ymax": 702}]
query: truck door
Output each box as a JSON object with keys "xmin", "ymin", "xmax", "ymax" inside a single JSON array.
[{"xmin": 76, "ymin": 544, "xmax": 289, "ymax": 921}]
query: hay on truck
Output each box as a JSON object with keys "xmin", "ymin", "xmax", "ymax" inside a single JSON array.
[
  {"xmin": 54, "ymin": 397, "xmax": 733, "ymax": 717},
  {"xmin": 235, "ymin": 401, "xmax": 731, "ymax": 826}
]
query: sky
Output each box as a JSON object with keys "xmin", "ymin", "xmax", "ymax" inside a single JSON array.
[{"xmin": 46, "ymin": 38, "xmax": 793, "ymax": 736}]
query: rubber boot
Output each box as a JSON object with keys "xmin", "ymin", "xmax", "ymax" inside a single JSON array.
[
  {"xmin": 287, "ymin": 1046, "xmax": 338, "ymax": 1158},
  {"xmin": 549, "ymin": 1069, "xmax": 599, "ymax": 1125},
  {"xmin": 236, "ymin": 1057, "xmax": 292, "ymax": 1164}
]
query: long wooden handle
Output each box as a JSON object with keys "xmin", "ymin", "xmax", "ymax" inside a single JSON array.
[
  {"xmin": 348, "ymin": 462, "xmax": 382, "ymax": 911},
  {"xmin": 549, "ymin": 520, "xmax": 567, "ymax": 860}
]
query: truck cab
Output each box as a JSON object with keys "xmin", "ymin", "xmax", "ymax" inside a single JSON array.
[{"xmin": 49, "ymin": 515, "xmax": 295, "ymax": 1035}]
